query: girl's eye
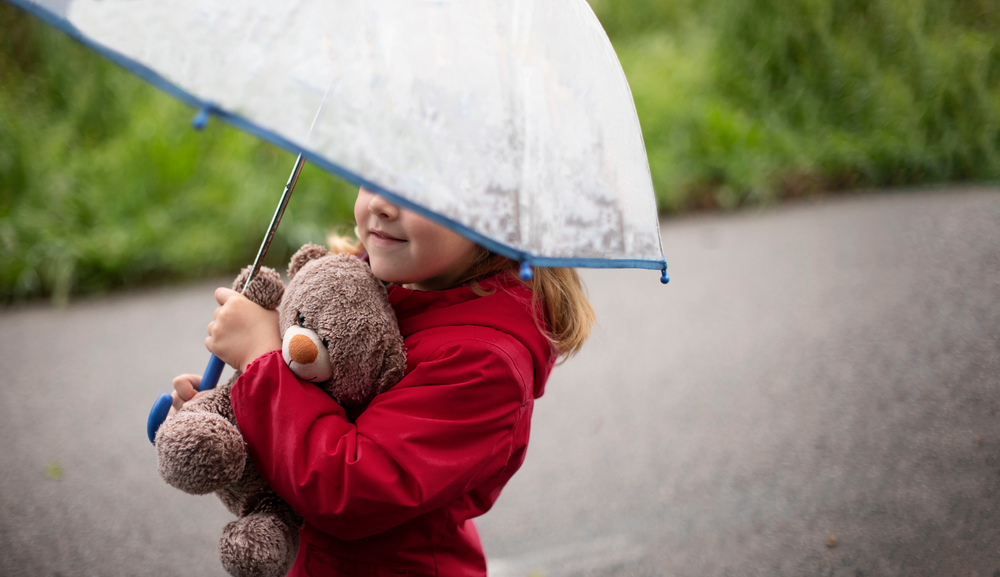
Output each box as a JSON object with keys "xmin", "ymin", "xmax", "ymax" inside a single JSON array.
[
  {"xmin": 321, "ymin": 337, "xmax": 329, "ymax": 348},
  {"xmin": 297, "ymin": 313, "xmax": 306, "ymax": 326}
]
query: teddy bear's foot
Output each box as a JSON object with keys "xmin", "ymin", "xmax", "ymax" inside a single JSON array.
[
  {"xmin": 156, "ymin": 411, "xmax": 246, "ymax": 495},
  {"xmin": 219, "ymin": 513, "xmax": 299, "ymax": 577}
]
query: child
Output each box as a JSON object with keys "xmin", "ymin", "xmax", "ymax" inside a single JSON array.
[{"xmin": 171, "ymin": 187, "xmax": 595, "ymax": 576}]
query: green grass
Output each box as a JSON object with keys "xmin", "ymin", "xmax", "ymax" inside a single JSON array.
[{"xmin": 2, "ymin": 1, "xmax": 1000, "ymax": 303}]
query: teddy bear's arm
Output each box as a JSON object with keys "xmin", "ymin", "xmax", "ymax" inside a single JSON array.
[{"xmin": 232, "ymin": 265, "xmax": 285, "ymax": 310}]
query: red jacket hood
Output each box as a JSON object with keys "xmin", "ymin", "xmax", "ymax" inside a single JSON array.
[{"xmin": 386, "ymin": 272, "xmax": 555, "ymax": 398}]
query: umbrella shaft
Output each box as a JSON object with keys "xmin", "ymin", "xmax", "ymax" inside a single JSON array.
[{"xmin": 241, "ymin": 153, "xmax": 306, "ymax": 292}]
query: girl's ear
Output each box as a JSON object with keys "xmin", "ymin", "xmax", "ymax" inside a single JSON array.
[{"xmin": 288, "ymin": 244, "xmax": 330, "ymax": 279}]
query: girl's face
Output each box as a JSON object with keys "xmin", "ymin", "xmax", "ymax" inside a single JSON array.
[{"xmin": 354, "ymin": 188, "xmax": 478, "ymax": 291}]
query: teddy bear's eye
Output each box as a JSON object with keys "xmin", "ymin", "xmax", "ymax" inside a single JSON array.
[
  {"xmin": 321, "ymin": 337, "xmax": 329, "ymax": 348},
  {"xmin": 297, "ymin": 313, "xmax": 306, "ymax": 326}
]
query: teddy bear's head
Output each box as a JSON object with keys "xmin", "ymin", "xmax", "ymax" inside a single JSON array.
[{"xmin": 278, "ymin": 244, "xmax": 406, "ymax": 405}]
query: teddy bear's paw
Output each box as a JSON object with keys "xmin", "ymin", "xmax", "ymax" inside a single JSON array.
[
  {"xmin": 219, "ymin": 513, "xmax": 299, "ymax": 577},
  {"xmin": 156, "ymin": 412, "xmax": 246, "ymax": 495},
  {"xmin": 233, "ymin": 266, "xmax": 284, "ymax": 310}
]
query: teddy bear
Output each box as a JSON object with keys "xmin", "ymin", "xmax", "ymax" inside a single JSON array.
[{"xmin": 154, "ymin": 244, "xmax": 407, "ymax": 577}]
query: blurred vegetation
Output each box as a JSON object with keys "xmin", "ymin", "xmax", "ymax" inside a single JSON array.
[
  {"xmin": 593, "ymin": 0, "xmax": 1000, "ymax": 211},
  {"xmin": 2, "ymin": 0, "xmax": 1000, "ymax": 303},
  {"xmin": 0, "ymin": 4, "xmax": 357, "ymax": 305}
]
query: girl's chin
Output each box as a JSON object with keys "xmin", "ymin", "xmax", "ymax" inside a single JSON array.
[{"xmin": 368, "ymin": 261, "xmax": 411, "ymax": 285}]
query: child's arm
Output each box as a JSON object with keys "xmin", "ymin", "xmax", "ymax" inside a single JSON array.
[{"xmin": 231, "ymin": 336, "xmax": 531, "ymax": 541}]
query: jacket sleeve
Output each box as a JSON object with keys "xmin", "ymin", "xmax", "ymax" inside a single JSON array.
[{"xmin": 230, "ymin": 339, "xmax": 530, "ymax": 541}]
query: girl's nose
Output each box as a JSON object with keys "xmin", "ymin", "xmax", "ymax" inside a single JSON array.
[{"xmin": 368, "ymin": 193, "xmax": 400, "ymax": 219}]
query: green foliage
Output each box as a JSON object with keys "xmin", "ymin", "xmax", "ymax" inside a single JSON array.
[
  {"xmin": 592, "ymin": 0, "xmax": 1000, "ymax": 211},
  {"xmin": 0, "ymin": 5, "xmax": 356, "ymax": 304}
]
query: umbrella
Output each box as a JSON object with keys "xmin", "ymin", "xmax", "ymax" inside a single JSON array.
[{"xmin": 6, "ymin": 0, "xmax": 670, "ymax": 439}]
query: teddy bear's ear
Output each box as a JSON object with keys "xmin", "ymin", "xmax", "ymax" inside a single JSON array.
[
  {"xmin": 232, "ymin": 266, "xmax": 285, "ymax": 310},
  {"xmin": 288, "ymin": 244, "xmax": 331, "ymax": 279}
]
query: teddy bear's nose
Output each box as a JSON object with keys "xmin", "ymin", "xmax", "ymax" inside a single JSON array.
[{"xmin": 288, "ymin": 333, "xmax": 318, "ymax": 364}]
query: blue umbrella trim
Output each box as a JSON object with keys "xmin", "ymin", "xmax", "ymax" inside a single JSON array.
[{"xmin": 9, "ymin": 0, "xmax": 669, "ymax": 282}]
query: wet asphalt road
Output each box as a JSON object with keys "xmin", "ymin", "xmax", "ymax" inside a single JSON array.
[{"xmin": 1, "ymin": 188, "xmax": 999, "ymax": 577}]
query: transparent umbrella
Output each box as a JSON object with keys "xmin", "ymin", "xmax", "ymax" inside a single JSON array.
[{"xmin": 7, "ymin": 0, "xmax": 670, "ymax": 439}]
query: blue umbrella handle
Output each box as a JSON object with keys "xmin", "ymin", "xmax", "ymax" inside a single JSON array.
[
  {"xmin": 146, "ymin": 393, "xmax": 173, "ymax": 445},
  {"xmin": 146, "ymin": 354, "xmax": 226, "ymax": 444},
  {"xmin": 200, "ymin": 353, "xmax": 226, "ymax": 392}
]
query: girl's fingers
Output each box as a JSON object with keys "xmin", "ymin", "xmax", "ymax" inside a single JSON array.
[
  {"xmin": 171, "ymin": 390, "xmax": 184, "ymax": 411},
  {"xmin": 172, "ymin": 373, "xmax": 201, "ymax": 401},
  {"xmin": 171, "ymin": 387, "xmax": 209, "ymax": 411},
  {"xmin": 215, "ymin": 287, "xmax": 238, "ymax": 306}
]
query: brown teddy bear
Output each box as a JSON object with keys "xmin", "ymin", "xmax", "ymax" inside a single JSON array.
[{"xmin": 154, "ymin": 244, "xmax": 406, "ymax": 577}]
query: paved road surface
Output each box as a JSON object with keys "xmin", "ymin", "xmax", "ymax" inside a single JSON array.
[{"xmin": 1, "ymin": 188, "xmax": 998, "ymax": 576}]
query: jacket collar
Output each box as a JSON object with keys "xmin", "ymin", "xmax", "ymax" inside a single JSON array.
[{"xmin": 386, "ymin": 273, "xmax": 555, "ymax": 397}]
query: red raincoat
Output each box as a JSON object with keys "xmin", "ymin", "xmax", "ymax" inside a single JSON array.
[{"xmin": 230, "ymin": 272, "xmax": 555, "ymax": 576}]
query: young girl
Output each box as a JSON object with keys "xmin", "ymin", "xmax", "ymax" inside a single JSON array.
[{"xmin": 172, "ymin": 187, "xmax": 595, "ymax": 576}]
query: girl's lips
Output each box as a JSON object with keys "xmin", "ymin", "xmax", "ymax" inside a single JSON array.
[{"xmin": 368, "ymin": 229, "xmax": 407, "ymax": 248}]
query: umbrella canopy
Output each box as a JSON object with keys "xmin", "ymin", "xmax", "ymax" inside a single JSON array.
[{"xmin": 12, "ymin": 0, "xmax": 667, "ymax": 277}]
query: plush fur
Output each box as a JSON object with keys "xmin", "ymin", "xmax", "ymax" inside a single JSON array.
[{"xmin": 155, "ymin": 246, "xmax": 406, "ymax": 577}]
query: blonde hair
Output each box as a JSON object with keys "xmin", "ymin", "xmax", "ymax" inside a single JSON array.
[
  {"xmin": 327, "ymin": 228, "xmax": 366, "ymax": 256},
  {"xmin": 328, "ymin": 232, "xmax": 595, "ymax": 359}
]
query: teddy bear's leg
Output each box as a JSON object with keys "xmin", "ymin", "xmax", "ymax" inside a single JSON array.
[
  {"xmin": 219, "ymin": 512, "xmax": 299, "ymax": 577},
  {"xmin": 155, "ymin": 411, "xmax": 246, "ymax": 495}
]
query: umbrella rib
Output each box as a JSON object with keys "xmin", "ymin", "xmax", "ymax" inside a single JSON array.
[{"xmin": 304, "ymin": 76, "xmax": 337, "ymax": 145}]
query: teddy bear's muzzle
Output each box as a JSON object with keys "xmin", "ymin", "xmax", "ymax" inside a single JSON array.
[{"xmin": 282, "ymin": 325, "xmax": 333, "ymax": 383}]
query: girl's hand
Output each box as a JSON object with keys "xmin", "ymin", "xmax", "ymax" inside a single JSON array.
[
  {"xmin": 170, "ymin": 373, "xmax": 206, "ymax": 411},
  {"xmin": 206, "ymin": 288, "xmax": 282, "ymax": 372}
]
